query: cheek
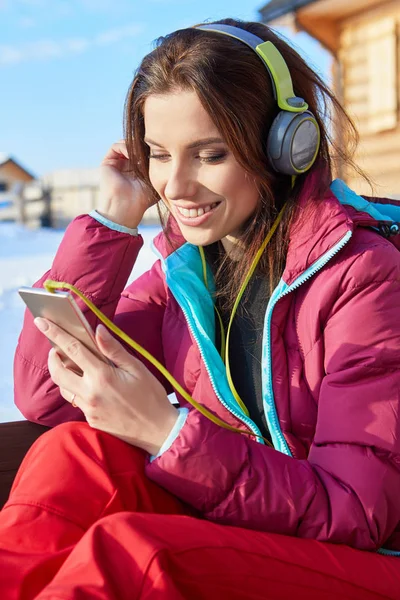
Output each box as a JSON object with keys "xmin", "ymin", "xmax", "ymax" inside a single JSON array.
[
  {"xmin": 148, "ymin": 160, "xmax": 169, "ymax": 194},
  {"xmin": 149, "ymin": 169, "xmax": 170, "ymax": 210},
  {"xmin": 244, "ymin": 184, "xmax": 259, "ymax": 211},
  {"xmin": 228, "ymin": 174, "xmax": 259, "ymax": 211},
  {"xmin": 148, "ymin": 164, "xmax": 160, "ymax": 193}
]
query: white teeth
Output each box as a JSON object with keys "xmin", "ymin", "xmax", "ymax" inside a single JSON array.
[{"xmin": 177, "ymin": 203, "xmax": 218, "ymax": 218}]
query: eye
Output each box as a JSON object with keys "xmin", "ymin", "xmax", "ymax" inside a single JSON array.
[
  {"xmin": 200, "ymin": 153, "xmax": 227, "ymax": 163},
  {"xmin": 148, "ymin": 153, "xmax": 227, "ymax": 163},
  {"xmin": 149, "ymin": 153, "xmax": 169, "ymax": 161}
]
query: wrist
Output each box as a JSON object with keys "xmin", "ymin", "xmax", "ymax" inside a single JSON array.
[
  {"xmin": 150, "ymin": 408, "xmax": 180, "ymax": 456},
  {"xmin": 90, "ymin": 210, "xmax": 139, "ymax": 235},
  {"xmin": 95, "ymin": 208, "xmax": 140, "ymax": 230},
  {"xmin": 149, "ymin": 407, "xmax": 189, "ymax": 461}
]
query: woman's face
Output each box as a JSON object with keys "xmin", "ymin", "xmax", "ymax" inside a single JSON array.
[{"xmin": 143, "ymin": 89, "xmax": 260, "ymax": 251}]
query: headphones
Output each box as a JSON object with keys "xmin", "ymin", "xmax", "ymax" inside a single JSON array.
[{"xmin": 194, "ymin": 24, "xmax": 320, "ymax": 176}]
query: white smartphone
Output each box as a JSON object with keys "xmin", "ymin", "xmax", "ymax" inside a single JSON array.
[{"xmin": 18, "ymin": 286, "xmax": 111, "ymax": 374}]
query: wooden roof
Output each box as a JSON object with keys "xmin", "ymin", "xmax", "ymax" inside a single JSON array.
[
  {"xmin": 259, "ymin": 0, "xmax": 390, "ymax": 53},
  {"xmin": 259, "ymin": 0, "xmax": 317, "ymax": 22},
  {"xmin": 0, "ymin": 155, "xmax": 36, "ymax": 180}
]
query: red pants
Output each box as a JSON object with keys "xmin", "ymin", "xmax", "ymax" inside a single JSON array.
[{"xmin": 0, "ymin": 422, "xmax": 399, "ymax": 600}]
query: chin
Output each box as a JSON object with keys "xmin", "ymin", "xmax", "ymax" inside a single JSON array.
[{"xmin": 178, "ymin": 226, "xmax": 223, "ymax": 247}]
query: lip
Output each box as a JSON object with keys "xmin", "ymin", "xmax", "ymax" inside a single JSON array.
[{"xmin": 173, "ymin": 201, "xmax": 221, "ymax": 227}]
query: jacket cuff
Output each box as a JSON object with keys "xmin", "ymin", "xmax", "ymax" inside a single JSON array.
[
  {"xmin": 89, "ymin": 210, "xmax": 139, "ymax": 236},
  {"xmin": 150, "ymin": 407, "xmax": 189, "ymax": 462}
]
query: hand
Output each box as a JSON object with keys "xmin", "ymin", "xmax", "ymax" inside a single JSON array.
[
  {"xmin": 98, "ymin": 139, "xmax": 154, "ymax": 229},
  {"xmin": 35, "ymin": 317, "xmax": 179, "ymax": 456}
]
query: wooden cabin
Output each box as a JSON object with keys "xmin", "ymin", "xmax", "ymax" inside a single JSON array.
[
  {"xmin": 259, "ymin": 0, "xmax": 400, "ymax": 198},
  {"xmin": 0, "ymin": 154, "xmax": 35, "ymax": 222},
  {"xmin": 0, "ymin": 154, "xmax": 35, "ymax": 188},
  {"xmin": 0, "ymin": 154, "xmax": 49, "ymax": 226}
]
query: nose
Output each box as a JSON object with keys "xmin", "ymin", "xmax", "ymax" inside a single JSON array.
[{"xmin": 164, "ymin": 160, "xmax": 197, "ymax": 201}]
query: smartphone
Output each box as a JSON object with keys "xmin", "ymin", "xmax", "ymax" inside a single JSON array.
[{"xmin": 18, "ymin": 286, "xmax": 111, "ymax": 374}]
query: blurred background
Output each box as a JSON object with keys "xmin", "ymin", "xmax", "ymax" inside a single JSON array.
[{"xmin": 1, "ymin": 0, "xmax": 399, "ymax": 421}]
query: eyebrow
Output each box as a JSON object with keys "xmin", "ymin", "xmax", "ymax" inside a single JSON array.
[{"xmin": 144, "ymin": 137, "xmax": 225, "ymax": 149}]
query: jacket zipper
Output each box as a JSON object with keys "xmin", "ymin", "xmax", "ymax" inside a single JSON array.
[
  {"xmin": 152, "ymin": 242, "xmax": 264, "ymax": 443},
  {"xmin": 153, "ymin": 231, "xmax": 352, "ymax": 451},
  {"xmin": 262, "ymin": 230, "xmax": 353, "ymax": 456}
]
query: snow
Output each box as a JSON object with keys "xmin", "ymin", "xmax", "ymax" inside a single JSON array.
[{"xmin": 0, "ymin": 222, "xmax": 161, "ymax": 423}]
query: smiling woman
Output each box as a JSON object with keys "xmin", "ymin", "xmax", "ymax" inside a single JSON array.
[
  {"xmin": 124, "ymin": 20, "xmax": 356, "ymax": 312},
  {"xmin": 1, "ymin": 17, "xmax": 400, "ymax": 600},
  {"xmin": 144, "ymin": 90, "xmax": 260, "ymax": 254}
]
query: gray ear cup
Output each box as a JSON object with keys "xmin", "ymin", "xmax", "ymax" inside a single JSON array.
[{"xmin": 267, "ymin": 110, "xmax": 320, "ymax": 175}]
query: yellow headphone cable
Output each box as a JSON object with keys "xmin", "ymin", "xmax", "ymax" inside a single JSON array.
[{"xmin": 44, "ymin": 202, "xmax": 287, "ymax": 446}]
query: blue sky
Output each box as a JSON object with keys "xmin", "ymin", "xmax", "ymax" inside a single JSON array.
[{"xmin": 0, "ymin": 0, "xmax": 331, "ymax": 177}]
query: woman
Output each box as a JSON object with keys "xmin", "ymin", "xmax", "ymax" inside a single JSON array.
[{"xmin": 1, "ymin": 18, "xmax": 400, "ymax": 599}]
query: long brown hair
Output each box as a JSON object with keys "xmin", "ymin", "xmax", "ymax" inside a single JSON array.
[{"xmin": 124, "ymin": 18, "xmax": 368, "ymax": 312}]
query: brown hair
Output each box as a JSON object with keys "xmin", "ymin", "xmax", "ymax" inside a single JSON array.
[{"xmin": 124, "ymin": 17, "xmax": 367, "ymax": 312}]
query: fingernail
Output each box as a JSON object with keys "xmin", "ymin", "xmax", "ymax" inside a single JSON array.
[
  {"xmin": 34, "ymin": 317, "xmax": 49, "ymax": 332},
  {"xmin": 96, "ymin": 324, "xmax": 110, "ymax": 339}
]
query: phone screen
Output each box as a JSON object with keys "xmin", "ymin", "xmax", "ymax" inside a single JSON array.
[{"xmin": 18, "ymin": 287, "xmax": 110, "ymax": 374}]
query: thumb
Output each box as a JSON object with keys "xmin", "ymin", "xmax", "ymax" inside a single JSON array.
[{"xmin": 96, "ymin": 324, "xmax": 138, "ymax": 372}]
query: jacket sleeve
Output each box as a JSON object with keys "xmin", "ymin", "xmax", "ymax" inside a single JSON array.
[
  {"xmin": 14, "ymin": 214, "xmax": 170, "ymax": 427},
  {"xmin": 146, "ymin": 244, "xmax": 400, "ymax": 550}
]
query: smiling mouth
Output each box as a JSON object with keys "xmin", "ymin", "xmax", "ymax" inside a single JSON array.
[{"xmin": 175, "ymin": 202, "xmax": 220, "ymax": 219}]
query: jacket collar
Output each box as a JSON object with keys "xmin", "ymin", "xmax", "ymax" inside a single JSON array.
[{"xmin": 282, "ymin": 174, "xmax": 353, "ymax": 285}]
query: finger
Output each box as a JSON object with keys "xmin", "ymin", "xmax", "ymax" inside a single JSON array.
[
  {"xmin": 48, "ymin": 347, "xmax": 85, "ymax": 394},
  {"xmin": 101, "ymin": 152, "xmax": 133, "ymax": 175},
  {"xmin": 104, "ymin": 157, "xmax": 134, "ymax": 175},
  {"xmin": 102, "ymin": 142, "xmax": 129, "ymax": 164},
  {"xmin": 95, "ymin": 324, "xmax": 141, "ymax": 373},
  {"xmin": 59, "ymin": 387, "xmax": 81, "ymax": 410},
  {"xmin": 111, "ymin": 140, "xmax": 128, "ymax": 152},
  {"xmin": 35, "ymin": 317, "xmax": 97, "ymax": 376}
]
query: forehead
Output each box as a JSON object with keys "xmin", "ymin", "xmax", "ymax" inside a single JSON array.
[{"xmin": 143, "ymin": 90, "xmax": 220, "ymax": 142}]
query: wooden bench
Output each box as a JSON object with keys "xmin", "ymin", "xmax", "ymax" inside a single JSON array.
[{"xmin": 0, "ymin": 421, "xmax": 49, "ymax": 508}]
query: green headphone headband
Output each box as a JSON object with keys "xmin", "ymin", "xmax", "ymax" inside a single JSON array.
[
  {"xmin": 192, "ymin": 23, "xmax": 320, "ymax": 175},
  {"xmin": 194, "ymin": 24, "xmax": 308, "ymax": 113}
]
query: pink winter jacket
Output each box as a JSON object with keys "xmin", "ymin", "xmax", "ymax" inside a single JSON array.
[{"xmin": 14, "ymin": 177, "xmax": 400, "ymax": 554}]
